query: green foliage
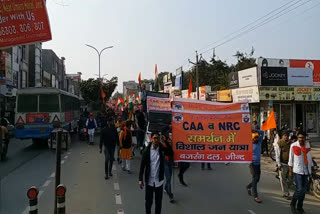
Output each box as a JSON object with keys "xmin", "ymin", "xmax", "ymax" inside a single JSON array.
[
  {"xmin": 231, "ymin": 48, "xmax": 256, "ymax": 71},
  {"xmin": 79, "ymin": 77, "xmax": 118, "ymax": 105}
]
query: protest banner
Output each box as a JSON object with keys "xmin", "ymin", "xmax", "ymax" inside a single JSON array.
[
  {"xmin": 147, "ymin": 96, "xmax": 171, "ymax": 112},
  {"xmin": 172, "ymin": 99, "xmax": 252, "ymax": 163},
  {"xmin": 172, "ymin": 98, "xmax": 249, "ymax": 112},
  {"xmin": 0, "ymin": 0, "xmax": 52, "ymax": 48}
]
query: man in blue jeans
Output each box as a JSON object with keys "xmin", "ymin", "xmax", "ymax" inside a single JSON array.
[
  {"xmin": 246, "ymin": 130, "xmax": 264, "ymax": 203},
  {"xmin": 288, "ymin": 131, "xmax": 314, "ymax": 214}
]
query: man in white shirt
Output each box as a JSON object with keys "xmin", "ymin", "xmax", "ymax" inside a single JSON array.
[
  {"xmin": 288, "ymin": 131, "xmax": 314, "ymax": 214},
  {"xmin": 139, "ymin": 132, "xmax": 169, "ymax": 214}
]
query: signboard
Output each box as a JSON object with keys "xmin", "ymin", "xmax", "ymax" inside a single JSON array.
[
  {"xmin": 5, "ymin": 52, "xmax": 12, "ymax": 85},
  {"xmin": 257, "ymin": 58, "xmax": 289, "ymax": 67},
  {"xmin": 217, "ymin": 90, "xmax": 232, "ymax": 102},
  {"xmin": 260, "ymin": 67, "xmax": 288, "ymax": 86},
  {"xmin": 259, "ymin": 86, "xmax": 295, "ymax": 101},
  {"xmin": 0, "ymin": 0, "xmax": 52, "ymax": 48},
  {"xmin": 289, "ymin": 59, "xmax": 320, "ymax": 85},
  {"xmin": 0, "ymin": 51, "xmax": 6, "ymax": 85},
  {"xmin": 200, "ymin": 86, "xmax": 211, "ymax": 101},
  {"xmin": 147, "ymin": 96, "xmax": 171, "ymax": 112},
  {"xmin": 172, "ymin": 99, "xmax": 252, "ymax": 163},
  {"xmin": 295, "ymin": 87, "xmax": 313, "ymax": 101},
  {"xmin": 26, "ymin": 113, "xmax": 49, "ymax": 123},
  {"xmin": 287, "ymin": 67, "xmax": 313, "ymax": 86},
  {"xmin": 238, "ymin": 67, "xmax": 258, "ymax": 88},
  {"xmin": 228, "ymin": 72, "xmax": 239, "ymax": 88},
  {"xmin": 232, "ymin": 86, "xmax": 260, "ymax": 103},
  {"xmin": 313, "ymin": 87, "xmax": 320, "ymax": 101},
  {"xmin": 175, "ymin": 67, "xmax": 183, "ymax": 90}
]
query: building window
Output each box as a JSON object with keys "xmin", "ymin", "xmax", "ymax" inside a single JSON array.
[{"xmin": 21, "ymin": 45, "xmax": 26, "ymax": 61}]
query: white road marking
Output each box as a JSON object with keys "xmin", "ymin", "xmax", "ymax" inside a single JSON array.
[
  {"xmin": 114, "ymin": 183, "xmax": 120, "ymax": 191},
  {"xmin": 248, "ymin": 210, "xmax": 256, "ymax": 214},
  {"xmin": 38, "ymin": 190, "xmax": 44, "ymax": 199},
  {"xmin": 42, "ymin": 180, "xmax": 51, "ymax": 187},
  {"xmin": 61, "ymin": 160, "xmax": 65, "ymax": 164},
  {"xmin": 112, "ymin": 165, "xmax": 117, "ymax": 171},
  {"xmin": 50, "ymin": 172, "xmax": 55, "ymax": 178},
  {"xmin": 115, "ymin": 194, "xmax": 122, "ymax": 204},
  {"xmin": 114, "ymin": 173, "xmax": 118, "ymax": 179},
  {"xmin": 67, "ymin": 152, "xmax": 71, "ymax": 155},
  {"xmin": 64, "ymin": 155, "xmax": 68, "ymax": 159},
  {"xmin": 117, "ymin": 209, "xmax": 125, "ymax": 214}
]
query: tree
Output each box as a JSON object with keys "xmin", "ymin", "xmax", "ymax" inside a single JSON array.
[
  {"xmin": 79, "ymin": 77, "xmax": 118, "ymax": 106},
  {"xmin": 232, "ymin": 48, "xmax": 256, "ymax": 71}
]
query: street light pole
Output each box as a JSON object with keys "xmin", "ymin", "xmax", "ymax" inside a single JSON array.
[{"xmin": 85, "ymin": 44, "xmax": 113, "ymax": 79}]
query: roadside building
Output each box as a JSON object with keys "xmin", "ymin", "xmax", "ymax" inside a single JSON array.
[{"xmin": 219, "ymin": 57, "xmax": 320, "ymax": 137}]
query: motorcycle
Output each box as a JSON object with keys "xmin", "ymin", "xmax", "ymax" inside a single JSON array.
[
  {"xmin": 79, "ymin": 127, "xmax": 89, "ymax": 141},
  {"xmin": 310, "ymin": 159, "xmax": 320, "ymax": 200}
]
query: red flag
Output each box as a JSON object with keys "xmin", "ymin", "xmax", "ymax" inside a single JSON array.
[
  {"xmin": 261, "ymin": 109, "xmax": 277, "ymax": 131},
  {"xmin": 138, "ymin": 72, "xmax": 141, "ymax": 85},
  {"xmin": 188, "ymin": 76, "xmax": 192, "ymax": 98}
]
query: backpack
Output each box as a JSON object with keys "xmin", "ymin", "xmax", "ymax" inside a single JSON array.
[{"xmin": 122, "ymin": 131, "xmax": 132, "ymax": 148}]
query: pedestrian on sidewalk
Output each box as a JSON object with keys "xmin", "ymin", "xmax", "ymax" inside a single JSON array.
[
  {"xmin": 139, "ymin": 132, "xmax": 170, "ymax": 214},
  {"xmin": 178, "ymin": 162, "xmax": 190, "ymax": 187},
  {"xmin": 289, "ymin": 131, "xmax": 314, "ymax": 214},
  {"xmin": 161, "ymin": 131, "xmax": 174, "ymax": 203},
  {"xmin": 246, "ymin": 130, "xmax": 264, "ymax": 203},
  {"xmin": 86, "ymin": 113, "xmax": 97, "ymax": 145},
  {"xmin": 119, "ymin": 120, "xmax": 134, "ymax": 174},
  {"xmin": 100, "ymin": 118, "xmax": 119, "ymax": 180},
  {"xmin": 275, "ymin": 132, "xmax": 292, "ymax": 200}
]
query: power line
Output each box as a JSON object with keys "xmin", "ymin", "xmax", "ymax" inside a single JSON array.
[
  {"xmin": 198, "ymin": 0, "xmax": 301, "ymax": 53},
  {"xmin": 200, "ymin": 0, "xmax": 313, "ymax": 54}
]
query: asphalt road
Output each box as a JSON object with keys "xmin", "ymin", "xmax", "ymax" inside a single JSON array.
[{"xmin": 1, "ymin": 136, "xmax": 320, "ymax": 214}]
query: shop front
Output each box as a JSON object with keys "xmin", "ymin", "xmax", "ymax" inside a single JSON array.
[{"xmin": 259, "ymin": 86, "xmax": 320, "ymax": 136}]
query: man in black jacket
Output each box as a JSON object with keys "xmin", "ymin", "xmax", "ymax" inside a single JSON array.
[
  {"xmin": 139, "ymin": 132, "xmax": 172, "ymax": 214},
  {"xmin": 100, "ymin": 119, "xmax": 119, "ymax": 180}
]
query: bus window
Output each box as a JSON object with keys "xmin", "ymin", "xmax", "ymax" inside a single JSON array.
[
  {"xmin": 17, "ymin": 95, "xmax": 38, "ymax": 112},
  {"xmin": 39, "ymin": 95, "xmax": 59, "ymax": 112}
]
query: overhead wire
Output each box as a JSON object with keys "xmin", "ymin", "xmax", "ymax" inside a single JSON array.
[
  {"xmin": 172, "ymin": 0, "xmax": 306, "ymax": 72},
  {"xmin": 197, "ymin": 0, "xmax": 301, "ymax": 53},
  {"xmin": 200, "ymin": 0, "xmax": 313, "ymax": 54}
]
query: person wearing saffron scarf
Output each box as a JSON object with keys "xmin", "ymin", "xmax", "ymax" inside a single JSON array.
[
  {"xmin": 119, "ymin": 120, "xmax": 134, "ymax": 174},
  {"xmin": 288, "ymin": 131, "xmax": 314, "ymax": 213}
]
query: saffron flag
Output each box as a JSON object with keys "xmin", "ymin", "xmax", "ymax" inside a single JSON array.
[
  {"xmin": 138, "ymin": 72, "xmax": 141, "ymax": 86},
  {"xmin": 188, "ymin": 76, "xmax": 192, "ymax": 98},
  {"xmin": 100, "ymin": 84, "xmax": 106, "ymax": 105},
  {"xmin": 261, "ymin": 109, "xmax": 277, "ymax": 131}
]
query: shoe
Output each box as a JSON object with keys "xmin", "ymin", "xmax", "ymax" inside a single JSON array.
[
  {"xmin": 290, "ymin": 204, "xmax": 297, "ymax": 214},
  {"xmin": 180, "ymin": 180, "xmax": 188, "ymax": 187},
  {"xmin": 275, "ymin": 175, "xmax": 280, "ymax": 180},
  {"xmin": 254, "ymin": 197, "xmax": 262, "ymax": 203},
  {"xmin": 169, "ymin": 197, "xmax": 174, "ymax": 203},
  {"xmin": 283, "ymin": 195, "xmax": 292, "ymax": 200},
  {"xmin": 296, "ymin": 208, "xmax": 304, "ymax": 214},
  {"xmin": 105, "ymin": 175, "xmax": 109, "ymax": 180},
  {"xmin": 127, "ymin": 170, "xmax": 132, "ymax": 174},
  {"xmin": 109, "ymin": 172, "xmax": 113, "ymax": 177},
  {"xmin": 247, "ymin": 188, "xmax": 252, "ymax": 196}
]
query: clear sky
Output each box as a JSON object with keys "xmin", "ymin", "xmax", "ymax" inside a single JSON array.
[{"xmin": 43, "ymin": 0, "xmax": 320, "ymax": 92}]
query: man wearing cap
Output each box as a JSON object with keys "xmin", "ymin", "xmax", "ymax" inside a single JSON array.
[
  {"xmin": 86, "ymin": 113, "xmax": 98, "ymax": 145},
  {"xmin": 246, "ymin": 130, "xmax": 264, "ymax": 203}
]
